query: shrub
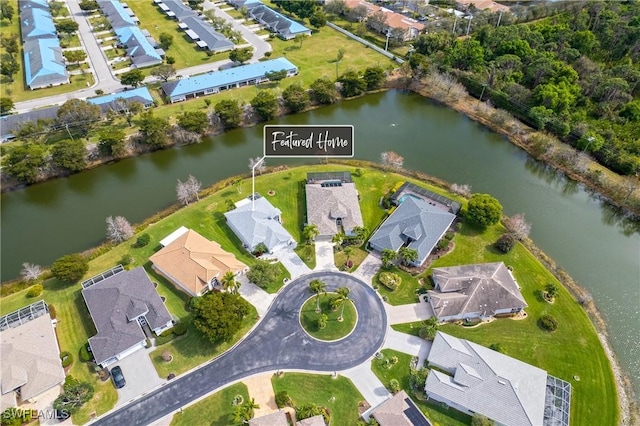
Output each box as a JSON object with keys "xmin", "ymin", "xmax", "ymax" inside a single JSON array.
[
  {"xmin": 494, "ymin": 233, "xmax": 516, "ymax": 253},
  {"xmin": 379, "ymin": 272, "xmax": 401, "ymax": 291},
  {"xmin": 172, "ymin": 321, "xmax": 188, "ymax": 336},
  {"xmin": 26, "ymin": 284, "xmax": 43, "ymax": 298},
  {"xmin": 489, "ymin": 343, "xmax": 505, "ymax": 353},
  {"xmin": 162, "ymin": 350, "xmax": 172, "ymax": 362},
  {"xmin": 48, "ymin": 304, "xmax": 57, "ymax": 319},
  {"xmin": 51, "ymin": 253, "xmax": 89, "ymax": 283},
  {"xmin": 539, "ymin": 314, "xmax": 559, "ymax": 331},
  {"xmin": 275, "ymin": 390, "xmax": 291, "ymax": 408},
  {"xmin": 155, "ymin": 333, "xmax": 175, "ymax": 346},
  {"xmin": 136, "ymin": 233, "xmax": 150, "ymax": 247},
  {"xmin": 60, "ymin": 351, "xmax": 73, "ymax": 367},
  {"xmin": 79, "ymin": 344, "xmax": 92, "ymax": 362},
  {"xmin": 436, "ymin": 239, "xmax": 449, "ymax": 251},
  {"xmin": 389, "ymin": 378, "xmax": 400, "ymax": 393},
  {"xmin": 118, "ymin": 254, "xmax": 134, "ymax": 269}
]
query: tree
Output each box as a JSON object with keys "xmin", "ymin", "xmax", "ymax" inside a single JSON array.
[
  {"xmin": 0, "ymin": 97, "xmax": 13, "ymax": 115},
  {"xmin": 294, "ymin": 34, "xmax": 305, "ymax": 49},
  {"xmin": 418, "ymin": 317, "xmax": 439, "ymax": 341},
  {"xmin": 221, "ymin": 271, "xmax": 240, "ymax": 294},
  {"xmin": 335, "ymin": 47, "xmax": 345, "ymax": 79},
  {"xmin": 4, "ymin": 143, "xmax": 47, "ymax": 184},
  {"xmin": 119, "ymin": 69, "xmax": 144, "ymax": 87},
  {"xmin": 398, "ymin": 247, "xmax": 418, "ymax": 266},
  {"xmin": 0, "ymin": 0, "xmax": 14, "ymax": 22},
  {"xmin": 1, "ymin": 34, "xmax": 18, "ymax": 55},
  {"xmin": 450, "ymin": 183, "xmax": 472, "ymax": 197},
  {"xmin": 576, "ymin": 132, "xmax": 605, "ymax": 154},
  {"xmin": 56, "ymin": 99, "xmax": 101, "ymax": 138},
  {"xmin": 413, "ymin": 32, "xmax": 454, "ymax": 56},
  {"xmin": 78, "ymin": 0, "xmax": 98, "ymax": 11},
  {"xmin": 20, "ymin": 263, "xmax": 43, "ymax": 282},
  {"xmin": 176, "ymin": 174, "xmax": 201, "ymax": 205},
  {"xmin": 282, "ymin": 83, "xmax": 309, "ymax": 112},
  {"xmin": 336, "ymin": 286, "xmax": 350, "ymax": 321},
  {"xmin": 191, "ymin": 292, "xmax": 250, "ymax": 342},
  {"xmin": 248, "ymin": 156, "xmax": 266, "ymax": 174},
  {"xmin": 214, "ymin": 99, "xmax": 243, "ymax": 128},
  {"xmin": 471, "ymin": 413, "xmax": 494, "ymax": 426},
  {"xmin": 494, "ymin": 232, "xmax": 516, "ymax": 253},
  {"xmin": 265, "ymin": 69, "xmax": 287, "ymax": 82},
  {"xmin": 229, "ymin": 47, "xmax": 252, "ymax": 64},
  {"xmin": 151, "ymin": 64, "xmax": 176, "ymax": 82},
  {"xmin": 158, "ymin": 32, "xmax": 173, "ymax": 50},
  {"xmin": 381, "ymin": 249, "xmax": 397, "ymax": 268},
  {"xmin": 528, "ymin": 105, "xmax": 553, "ymax": 130},
  {"xmin": 55, "ymin": 19, "xmax": 78, "ymax": 34},
  {"xmin": 346, "ymin": 4, "xmax": 368, "ymax": 22},
  {"xmin": 106, "ymin": 215, "xmax": 134, "ymax": 243},
  {"xmin": 302, "ymin": 223, "xmax": 319, "ymax": 243},
  {"xmin": 466, "ymin": 193, "xmax": 503, "ymax": 227},
  {"xmin": 505, "ymin": 213, "xmax": 531, "ymax": 240},
  {"xmin": 177, "ymin": 110, "xmax": 209, "ymax": 134},
  {"xmin": 545, "ymin": 282, "xmax": 559, "ymax": 299},
  {"xmin": 53, "ymin": 376, "xmax": 94, "ymax": 415},
  {"xmin": 247, "ymin": 260, "xmax": 280, "ymax": 288},
  {"xmin": 324, "ymin": 0, "xmax": 345, "ymax": 16},
  {"xmin": 309, "ymin": 9, "xmax": 327, "ymax": 29},
  {"xmin": 309, "ymin": 279, "xmax": 326, "ymax": 312},
  {"xmin": 250, "ymin": 90, "xmax": 278, "ymax": 121},
  {"xmin": 317, "ymin": 313, "xmax": 328, "ymax": 329},
  {"xmin": 538, "ymin": 313, "xmax": 558, "ymax": 331},
  {"xmin": 0, "ymin": 54, "xmax": 19, "ymax": 82},
  {"xmin": 310, "ymin": 78, "xmax": 339, "ymax": 104},
  {"xmin": 51, "ymin": 139, "xmax": 87, "ymax": 172},
  {"xmin": 367, "ymin": 10, "xmax": 387, "ymax": 33},
  {"xmin": 51, "ymin": 253, "xmax": 89, "ymax": 283},
  {"xmin": 110, "ymin": 98, "xmax": 143, "ymax": 126},
  {"xmin": 137, "ymin": 110, "xmax": 170, "ymax": 148},
  {"xmin": 234, "ymin": 398, "xmax": 259, "ymax": 423},
  {"xmin": 63, "ymin": 50, "xmax": 86, "ymax": 65},
  {"xmin": 363, "ymin": 66, "xmax": 385, "ymax": 90},
  {"xmin": 338, "ymin": 70, "xmax": 366, "ymax": 97},
  {"xmin": 380, "ymin": 151, "xmax": 404, "ymax": 170},
  {"xmin": 98, "ymin": 129, "xmax": 126, "ymax": 157}
]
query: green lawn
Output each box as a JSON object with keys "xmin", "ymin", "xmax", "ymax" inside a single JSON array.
[
  {"xmin": 330, "ymin": 17, "xmax": 410, "ymax": 58},
  {"xmin": 374, "ymin": 266, "xmax": 423, "ymax": 305},
  {"xmin": 223, "ymin": 7, "xmax": 245, "ymax": 20},
  {"xmin": 271, "ymin": 373, "xmax": 364, "ymax": 424},
  {"xmin": 170, "ymin": 382, "xmax": 249, "ymax": 426},
  {"xmin": 259, "ymin": 261, "xmax": 291, "ymax": 294},
  {"xmin": 294, "ymin": 243, "xmax": 316, "ymax": 269},
  {"xmin": 334, "ymin": 246, "xmax": 368, "ymax": 272},
  {"xmin": 124, "ymin": 0, "xmax": 223, "ymax": 69},
  {"xmin": 300, "ymin": 293, "xmax": 356, "ymax": 341}
]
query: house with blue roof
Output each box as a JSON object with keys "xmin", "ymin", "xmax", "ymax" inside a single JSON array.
[
  {"xmin": 20, "ymin": 4, "xmax": 56, "ymax": 41},
  {"xmin": 114, "ymin": 26, "xmax": 163, "ymax": 68},
  {"xmin": 368, "ymin": 196, "xmax": 456, "ymax": 266},
  {"xmin": 228, "ymin": 0, "xmax": 310, "ymax": 40},
  {"xmin": 23, "ymin": 36, "xmax": 69, "ymax": 90},
  {"xmin": 98, "ymin": 0, "xmax": 136, "ymax": 29},
  {"xmin": 161, "ymin": 57, "xmax": 298, "ymax": 103},
  {"xmin": 87, "ymin": 87, "xmax": 154, "ymax": 113}
]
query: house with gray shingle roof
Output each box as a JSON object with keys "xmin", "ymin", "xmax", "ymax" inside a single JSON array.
[
  {"xmin": 368, "ymin": 196, "xmax": 455, "ymax": 266},
  {"xmin": 425, "ymin": 332, "xmax": 571, "ymax": 426},
  {"xmin": 305, "ymin": 172, "xmax": 363, "ymax": 238},
  {"xmin": 82, "ymin": 266, "xmax": 173, "ymax": 367},
  {"xmin": 181, "ymin": 16, "xmax": 234, "ymax": 52},
  {"xmin": 0, "ymin": 302, "xmax": 65, "ymax": 410},
  {"xmin": 224, "ymin": 193, "xmax": 296, "ymax": 253},
  {"xmin": 427, "ymin": 262, "xmax": 527, "ymax": 322}
]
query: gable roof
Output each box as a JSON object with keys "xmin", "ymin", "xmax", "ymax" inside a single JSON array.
[
  {"xmin": 343, "ymin": 0, "xmax": 424, "ymax": 32},
  {"xmin": 224, "ymin": 194, "xmax": 294, "ymax": 251},
  {"xmin": 427, "ymin": 262, "xmax": 527, "ymax": 319},
  {"xmin": 114, "ymin": 26, "xmax": 163, "ymax": 67},
  {"xmin": 456, "ymin": 0, "xmax": 509, "ymax": 12},
  {"xmin": 82, "ymin": 267, "xmax": 172, "ymax": 365},
  {"xmin": 0, "ymin": 311, "xmax": 65, "ymax": 407},
  {"xmin": 305, "ymin": 175, "xmax": 363, "ymax": 236},
  {"xmin": 20, "ymin": 4, "xmax": 56, "ymax": 41},
  {"xmin": 369, "ymin": 197, "xmax": 455, "ymax": 265},
  {"xmin": 162, "ymin": 57, "xmax": 297, "ymax": 98},
  {"xmin": 23, "ymin": 38, "xmax": 69, "ymax": 89},
  {"xmin": 1, "ymin": 106, "xmax": 59, "ymax": 141},
  {"xmin": 87, "ymin": 87, "xmax": 154, "ymax": 112},
  {"xmin": 98, "ymin": 0, "xmax": 136, "ymax": 29},
  {"xmin": 248, "ymin": 411, "xmax": 288, "ymax": 426},
  {"xmin": 181, "ymin": 16, "xmax": 233, "ymax": 52},
  {"xmin": 296, "ymin": 415, "xmax": 326, "ymax": 426},
  {"xmin": 150, "ymin": 229, "xmax": 247, "ymax": 295},
  {"xmin": 161, "ymin": 0, "xmax": 197, "ymax": 20},
  {"xmin": 248, "ymin": 4, "xmax": 310, "ymax": 38},
  {"xmin": 371, "ymin": 390, "xmax": 432, "ymax": 426},
  {"xmin": 426, "ymin": 332, "xmax": 548, "ymax": 426}
]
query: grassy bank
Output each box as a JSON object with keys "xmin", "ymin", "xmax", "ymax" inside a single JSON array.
[{"xmin": 170, "ymin": 382, "xmax": 249, "ymax": 426}]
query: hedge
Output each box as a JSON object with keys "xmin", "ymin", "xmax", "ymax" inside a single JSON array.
[
  {"xmin": 379, "ymin": 272, "xmax": 401, "ymax": 291},
  {"xmin": 155, "ymin": 333, "xmax": 175, "ymax": 346},
  {"xmin": 60, "ymin": 351, "xmax": 73, "ymax": 368},
  {"xmin": 172, "ymin": 321, "xmax": 188, "ymax": 336},
  {"xmin": 26, "ymin": 284, "xmax": 43, "ymax": 298},
  {"xmin": 79, "ymin": 344, "xmax": 92, "ymax": 362}
]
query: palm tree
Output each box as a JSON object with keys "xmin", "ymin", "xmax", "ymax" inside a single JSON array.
[
  {"xmin": 343, "ymin": 246, "xmax": 353, "ymax": 267},
  {"xmin": 419, "ymin": 316, "xmax": 439, "ymax": 341},
  {"xmin": 398, "ymin": 247, "xmax": 418, "ymax": 266},
  {"xmin": 336, "ymin": 286, "xmax": 350, "ymax": 321},
  {"xmin": 221, "ymin": 271, "xmax": 239, "ymax": 294},
  {"xmin": 352, "ymin": 226, "xmax": 368, "ymax": 243},
  {"xmin": 309, "ymin": 279, "xmax": 326, "ymax": 313},
  {"xmin": 233, "ymin": 398, "xmax": 260, "ymax": 424},
  {"xmin": 303, "ymin": 223, "xmax": 319, "ymax": 244},
  {"xmin": 381, "ymin": 249, "xmax": 397, "ymax": 268}
]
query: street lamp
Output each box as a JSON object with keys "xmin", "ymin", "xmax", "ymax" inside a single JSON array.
[
  {"xmin": 583, "ymin": 136, "xmax": 595, "ymax": 153},
  {"xmin": 251, "ymin": 156, "xmax": 266, "ymax": 211},
  {"xmin": 385, "ymin": 29, "xmax": 391, "ymax": 52}
]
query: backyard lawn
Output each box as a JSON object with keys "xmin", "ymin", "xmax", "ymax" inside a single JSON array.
[
  {"xmin": 170, "ymin": 382, "xmax": 249, "ymax": 426},
  {"xmin": 271, "ymin": 373, "xmax": 364, "ymax": 424}
]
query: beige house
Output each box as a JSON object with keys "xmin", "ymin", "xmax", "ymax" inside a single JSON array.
[
  {"xmin": 0, "ymin": 301, "xmax": 65, "ymax": 410},
  {"xmin": 150, "ymin": 228, "xmax": 248, "ymax": 296}
]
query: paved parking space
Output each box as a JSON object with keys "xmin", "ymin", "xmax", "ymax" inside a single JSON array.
[{"xmin": 113, "ymin": 348, "xmax": 164, "ymax": 407}]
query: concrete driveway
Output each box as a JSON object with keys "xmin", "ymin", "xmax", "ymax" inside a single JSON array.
[
  {"xmin": 112, "ymin": 347, "xmax": 164, "ymax": 407},
  {"xmin": 271, "ymin": 246, "xmax": 311, "ymax": 279},
  {"xmin": 353, "ymin": 253, "xmax": 382, "ymax": 284},
  {"xmin": 94, "ymin": 271, "xmax": 387, "ymax": 425},
  {"xmin": 315, "ymin": 240, "xmax": 338, "ymax": 271}
]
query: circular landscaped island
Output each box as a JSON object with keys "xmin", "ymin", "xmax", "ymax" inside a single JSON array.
[{"xmin": 299, "ymin": 293, "xmax": 357, "ymax": 341}]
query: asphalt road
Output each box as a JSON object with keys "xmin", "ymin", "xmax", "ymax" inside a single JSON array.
[{"xmin": 94, "ymin": 272, "xmax": 387, "ymax": 426}]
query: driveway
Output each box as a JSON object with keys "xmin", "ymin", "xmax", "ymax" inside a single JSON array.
[
  {"xmin": 93, "ymin": 272, "xmax": 387, "ymax": 425},
  {"xmin": 237, "ymin": 274, "xmax": 276, "ymax": 317},
  {"xmin": 385, "ymin": 299, "xmax": 434, "ymax": 324},
  {"xmin": 353, "ymin": 253, "xmax": 382, "ymax": 284},
  {"xmin": 112, "ymin": 347, "xmax": 164, "ymax": 407},
  {"xmin": 315, "ymin": 240, "xmax": 338, "ymax": 271},
  {"xmin": 271, "ymin": 246, "xmax": 311, "ymax": 279}
]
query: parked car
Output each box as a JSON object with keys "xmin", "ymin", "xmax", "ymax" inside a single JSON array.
[{"xmin": 111, "ymin": 366, "xmax": 126, "ymax": 388}]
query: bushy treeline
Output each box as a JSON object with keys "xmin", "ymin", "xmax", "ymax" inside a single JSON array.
[{"xmin": 412, "ymin": 1, "xmax": 640, "ymax": 175}]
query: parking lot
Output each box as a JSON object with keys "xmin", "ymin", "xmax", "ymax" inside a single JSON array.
[{"xmin": 112, "ymin": 348, "xmax": 164, "ymax": 407}]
